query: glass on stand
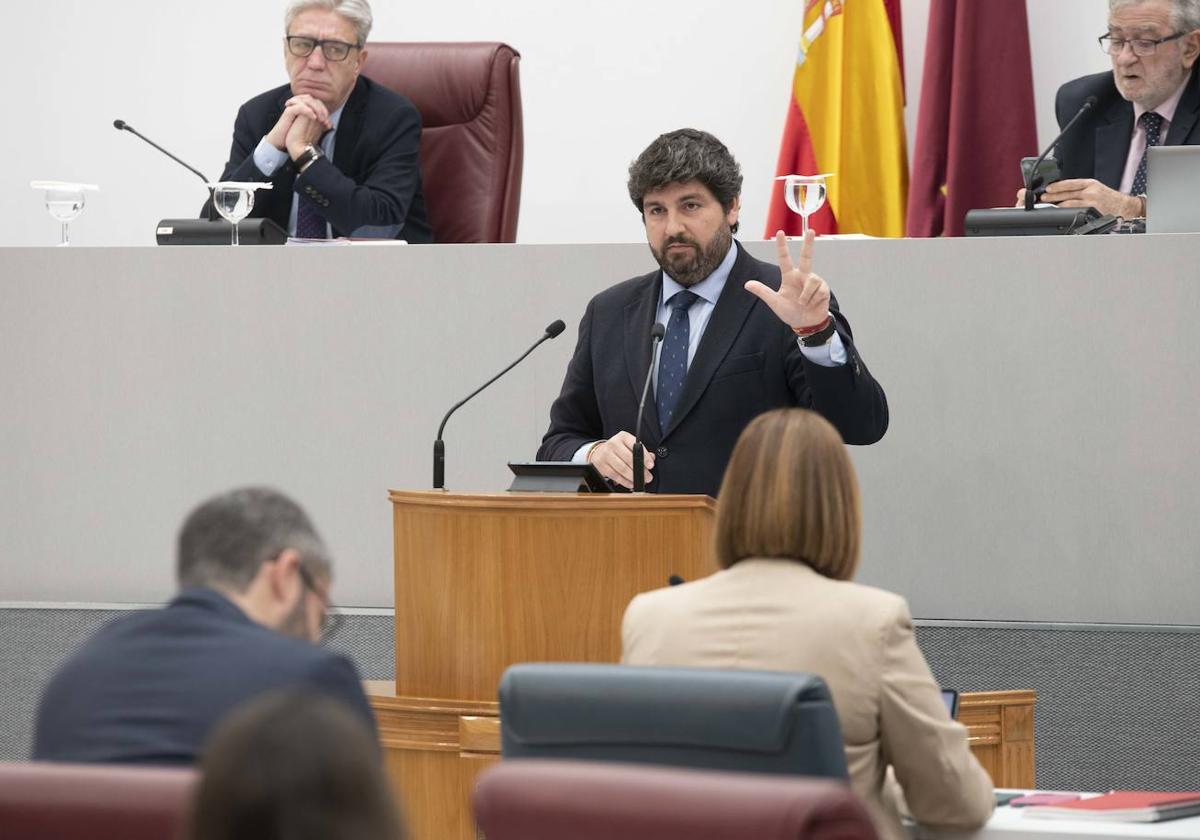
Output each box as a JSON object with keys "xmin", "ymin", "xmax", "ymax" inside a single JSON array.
[
  {"xmin": 775, "ymin": 173, "xmax": 832, "ymax": 238},
  {"xmin": 31, "ymin": 181, "xmax": 99, "ymax": 246},
  {"xmin": 209, "ymin": 181, "xmax": 273, "ymax": 245}
]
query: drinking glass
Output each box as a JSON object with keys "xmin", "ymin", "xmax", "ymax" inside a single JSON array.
[
  {"xmin": 209, "ymin": 181, "xmax": 273, "ymax": 245},
  {"xmin": 775, "ymin": 174, "xmax": 832, "ymax": 238},
  {"xmin": 30, "ymin": 181, "xmax": 99, "ymax": 246}
]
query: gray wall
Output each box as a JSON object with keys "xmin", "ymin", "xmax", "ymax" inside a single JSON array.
[
  {"xmin": 3, "ymin": 236, "xmax": 1199, "ymax": 624},
  {"xmin": 5, "ymin": 606, "xmax": 1199, "ymax": 792}
]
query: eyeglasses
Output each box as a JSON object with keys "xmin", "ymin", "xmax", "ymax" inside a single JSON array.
[
  {"xmin": 1098, "ymin": 31, "xmax": 1187, "ymax": 56},
  {"xmin": 296, "ymin": 563, "xmax": 345, "ymax": 642},
  {"xmin": 286, "ymin": 35, "xmax": 360, "ymax": 62}
]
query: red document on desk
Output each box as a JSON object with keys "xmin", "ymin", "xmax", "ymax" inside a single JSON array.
[{"xmin": 1024, "ymin": 791, "xmax": 1200, "ymax": 822}]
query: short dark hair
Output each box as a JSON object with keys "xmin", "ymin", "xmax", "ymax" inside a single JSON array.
[
  {"xmin": 627, "ymin": 128, "xmax": 744, "ymax": 233},
  {"xmin": 714, "ymin": 409, "xmax": 861, "ymax": 580},
  {"xmin": 189, "ymin": 690, "xmax": 405, "ymax": 840},
  {"xmin": 176, "ymin": 487, "xmax": 330, "ymax": 592}
]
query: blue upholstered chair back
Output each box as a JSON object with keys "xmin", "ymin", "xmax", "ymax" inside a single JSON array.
[{"xmin": 498, "ymin": 663, "xmax": 849, "ymax": 779}]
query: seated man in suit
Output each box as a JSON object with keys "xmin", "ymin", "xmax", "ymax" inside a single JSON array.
[
  {"xmin": 1018, "ymin": 0, "xmax": 1199, "ymax": 217},
  {"xmin": 203, "ymin": 0, "xmax": 433, "ymax": 242},
  {"xmin": 537, "ymin": 128, "xmax": 888, "ymax": 497},
  {"xmin": 32, "ymin": 487, "xmax": 375, "ymax": 765}
]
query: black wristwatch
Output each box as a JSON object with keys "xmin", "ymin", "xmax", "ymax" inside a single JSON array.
[
  {"xmin": 294, "ymin": 143, "xmax": 322, "ymax": 174},
  {"xmin": 798, "ymin": 316, "xmax": 838, "ymax": 348}
]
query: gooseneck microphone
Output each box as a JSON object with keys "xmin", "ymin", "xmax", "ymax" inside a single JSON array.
[
  {"xmin": 632, "ymin": 322, "xmax": 666, "ymax": 494},
  {"xmin": 1023, "ymin": 95, "xmax": 1098, "ymax": 211},
  {"xmin": 433, "ymin": 319, "xmax": 566, "ymax": 490},
  {"xmin": 113, "ymin": 119, "xmax": 216, "ymax": 220}
]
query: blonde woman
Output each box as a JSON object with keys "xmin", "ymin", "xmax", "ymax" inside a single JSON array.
[{"xmin": 622, "ymin": 408, "xmax": 993, "ymax": 840}]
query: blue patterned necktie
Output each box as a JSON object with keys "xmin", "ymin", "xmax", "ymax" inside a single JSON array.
[
  {"xmin": 294, "ymin": 196, "xmax": 327, "ymax": 239},
  {"xmin": 294, "ymin": 128, "xmax": 333, "ymax": 239},
  {"xmin": 656, "ymin": 290, "xmax": 699, "ymax": 434},
  {"xmin": 1131, "ymin": 111, "xmax": 1163, "ymax": 197}
]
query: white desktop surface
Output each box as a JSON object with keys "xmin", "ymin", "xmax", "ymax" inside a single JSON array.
[{"xmin": 919, "ymin": 794, "xmax": 1200, "ymax": 840}]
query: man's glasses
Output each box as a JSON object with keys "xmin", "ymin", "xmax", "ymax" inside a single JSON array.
[
  {"xmin": 286, "ymin": 35, "xmax": 360, "ymax": 62},
  {"xmin": 296, "ymin": 563, "xmax": 345, "ymax": 642},
  {"xmin": 1098, "ymin": 31, "xmax": 1187, "ymax": 56}
]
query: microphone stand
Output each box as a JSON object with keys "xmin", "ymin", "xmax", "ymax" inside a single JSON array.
[
  {"xmin": 632, "ymin": 323, "xmax": 666, "ymax": 493},
  {"xmin": 433, "ymin": 320, "xmax": 566, "ymax": 489}
]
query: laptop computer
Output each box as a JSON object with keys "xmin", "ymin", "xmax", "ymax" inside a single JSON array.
[
  {"xmin": 1147, "ymin": 146, "xmax": 1200, "ymax": 233},
  {"xmin": 941, "ymin": 688, "xmax": 960, "ymax": 719}
]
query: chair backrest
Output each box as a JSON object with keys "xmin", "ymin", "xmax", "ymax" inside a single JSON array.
[
  {"xmin": 474, "ymin": 759, "xmax": 878, "ymax": 840},
  {"xmin": 499, "ymin": 664, "xmax": 849, "ymax": 779},
  {"xmin": 0, "ymin": 761, "xmax": 196, "ymax": 840},
  {"xmin": 364, "ymin": 42, "xmax": 523, "ymax": 243}
]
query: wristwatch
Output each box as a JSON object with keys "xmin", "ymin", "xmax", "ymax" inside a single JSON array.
[
  {"xmin": 792, "ymin": 314, "xmax": 840, "ymax": 345},
  {"xmin": 294, "ymin": 143, "xmax": 322, "ymax": 174},
  {"xmin": 797, "ymin": 315, "xmax": 837, "ymax": 348}
]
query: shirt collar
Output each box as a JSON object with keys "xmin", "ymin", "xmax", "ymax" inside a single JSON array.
[
  {"xmin": 1133, "ymin": 73, "xmax": 1189, "ymax": 125},
  {"xmin": 660, "ymin": 240, "xmax": 738, "ymax": 307}
]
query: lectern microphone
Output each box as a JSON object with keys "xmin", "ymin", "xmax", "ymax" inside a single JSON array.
[
  {"xmin": 433, "ymin": 319, "xmax": 566, "ymax": 490},
  {"xmin": 632, "ymin": 322, "xmax": 666, "ymax": 493}
]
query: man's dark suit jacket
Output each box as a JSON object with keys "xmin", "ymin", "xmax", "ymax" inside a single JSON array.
[
  {"xmin": 537, "ymin": 243, "xmax": 888, "ymax": 497},
  {"xmin": 204, "ymin": 75, "xmax": 433, "ymax": 243},
  {"xmin": 32, "ymin": 587, "xmax": 376, "ymax": 765},
  {"xmin": 1054, "ymin": 65, "xmax": 1200, "ymax": 188}
]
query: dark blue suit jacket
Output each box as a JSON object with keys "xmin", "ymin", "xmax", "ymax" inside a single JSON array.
[
  {"xmin": 204, "ymin": 76, "xmax": 433, "ymax": 243},
  {"xmin": 32, "ymin": 588, "xmax": 376, "ymax": 765},
  {"xmin": 537, "ymin": 243, "xmax": 888, "ymax": 497},
  {"xmin": 1054, "ymin": 65, "xmax": 1200, "ymax": 188}
]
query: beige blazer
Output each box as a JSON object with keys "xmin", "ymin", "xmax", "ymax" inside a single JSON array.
[{"xmin": 621, "ymin": 558, "xmax": 993, "ymax": 840}]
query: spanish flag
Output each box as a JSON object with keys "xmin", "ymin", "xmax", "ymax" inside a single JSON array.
[{"xmin": 765, "ymin": 0, "xmax": 908, "ymax": 237}]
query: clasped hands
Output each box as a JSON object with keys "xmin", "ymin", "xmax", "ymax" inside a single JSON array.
[
  {"xmin": 1015, "ymin": 179, "xmax": 1144, "ymax": 219},
  {"xmin": 588, "ymin": 230, "xmax": 831, "ymax": 489},
  {"xmin": 266, "ymin": 94, "xmax": 332, "ymax": 161}
]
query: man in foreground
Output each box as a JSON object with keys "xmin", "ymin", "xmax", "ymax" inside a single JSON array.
[
  {"xmin": 537, "ymin": 128, "xmax": 888, "ymax": 497},
  {"xmin": 1019, "ymin": 0, "xmax": 1199, "ymax": 216},
  {"xmin": 204, "ymin": 0, "xmax": 433, "ymax": 242},
  {"xmin": 32, "ymin": 487, "xmax": 375, "ymax": 764}
]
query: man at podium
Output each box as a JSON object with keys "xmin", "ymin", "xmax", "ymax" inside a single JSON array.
[{"xmin": 537, "ymin": 129, "xmax": 888, "ymax": 497}]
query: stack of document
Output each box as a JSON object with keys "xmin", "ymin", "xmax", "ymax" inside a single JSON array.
[{"xmin": 1024, "ymin": 791, "xmax": 1200, "ymax": 823}]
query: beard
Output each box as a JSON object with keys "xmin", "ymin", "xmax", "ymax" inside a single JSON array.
[{"xmin": 651, "ymin": 223, "xmax": 733, "ymax": 287}]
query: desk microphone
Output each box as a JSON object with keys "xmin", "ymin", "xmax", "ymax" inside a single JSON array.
[
  {"xmin": 113, "ymin": 119, "xmax": 216, "ymax": 219},
  {"xmin": 433, "ymin": 319, "xmax": 566, "ymax": 490},
  {"xmin": 1023, "ymin": 95, "xmax": 1098, "ymax": 211},
  {"xmin": 632, "ymin": 322, "xmax": 666, "ymax": 494}
]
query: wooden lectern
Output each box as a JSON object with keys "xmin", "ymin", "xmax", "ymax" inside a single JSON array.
[
  {"xmin": 370, "ymin": 490, "xmax": 1037, "ymax": 840},
  {"xmin": 376, "ymin": 490, "xmax": 717, "ymax": 840}
]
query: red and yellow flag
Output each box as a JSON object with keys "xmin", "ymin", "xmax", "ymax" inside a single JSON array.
[{"xmin": 765, "ymin": 0, "xmax": 908, "ymax": 237}]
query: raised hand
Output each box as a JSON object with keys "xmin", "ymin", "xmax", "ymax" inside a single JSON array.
[{"xmin": 744, "ymin": 230, "xmax": 831, "ymax": 330}]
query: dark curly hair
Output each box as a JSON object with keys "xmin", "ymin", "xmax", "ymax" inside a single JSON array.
[{"xmin": 627, "ymin": 129, "xmax": 744, "ymax": 234}]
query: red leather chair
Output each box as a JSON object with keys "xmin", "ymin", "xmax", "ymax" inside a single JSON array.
[
  {"xmin": 0, "ymin": 761, "xmax": 196, "ymax": 840},
  {"xmin": 364, "ymin": 42, "xmax": 523, "ymax": 243},
  {"xmin": 474, "ymin": 760, "xmax": 879, "ymax": 840}
]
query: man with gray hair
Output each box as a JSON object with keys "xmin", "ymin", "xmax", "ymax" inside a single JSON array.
[
  {"xmin": 1019, "ymin": 0, "xmax": 1200, "ymax": 216},
  {"xmin": 203, "ymin": 0, "xmax": 433, "ymax": 242},
  {"xmin": 538, "ymin": 129, "xmax": 888, "ymax": 498},
  {"xmin": 32, "ymin": 487, "xmax": 375, "ymax": 764}
]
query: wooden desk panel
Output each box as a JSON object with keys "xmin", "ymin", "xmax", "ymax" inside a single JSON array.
[{"xmin": 368, "ymin": 682, "xmax": 1034, "ymax": 840}]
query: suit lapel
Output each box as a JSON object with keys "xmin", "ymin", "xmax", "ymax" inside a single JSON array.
[
  {"xmin": 661, "ymin": 243, "xmax": 759, "ymax": 440},
  {"xmin": 1166, "ymin": 66, "xmax": 1200, "ymax": 145},
  {"xmin": 624, "ymin": 273, "xmax": 664, "ymax": 442},
  {"xmin": 1094, "ymin": 99, "xmax": 1133, "ymax": 189},
  {"xmin": 332, "ymin": 77, "xmax": 368, "ymax": 172}
]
